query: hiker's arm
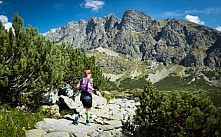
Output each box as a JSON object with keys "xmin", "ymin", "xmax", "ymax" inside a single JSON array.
[
  {"xmin": 89, "ymin": 83, "xmax": 101, "ymax": 96},
  {"xmin": 87, "ymin": 78, "xmax": 94, "ymax": 91},
  {"xmin": 88, "ymin": 78, "xmax": 101, "ymax": 96},
  {"xmin": 88, "ymin": 83, "xmax": 95, "ymax": 91}
]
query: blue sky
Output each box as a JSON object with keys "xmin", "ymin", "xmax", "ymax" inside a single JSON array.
[{"xmin": 0, "ymin": 0, "xmax": 221, "ymax": 33}]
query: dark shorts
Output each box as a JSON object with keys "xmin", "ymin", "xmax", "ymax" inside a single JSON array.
[{"xmin": 80, "ymin": 92, "xmax": 92, "ymax": 108}]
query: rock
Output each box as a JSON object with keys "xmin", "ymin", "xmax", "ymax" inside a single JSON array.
[
  {"xmin": 26, "ymin": 129, "xmax": 46, "ymax": 137},
  {"xmin": 35, "ymin": 118, "xmax": 98, "ymax": 135},
  {"xmin": 115, "ymin": 128, "xmax": 124, "ymax": 137},
  {"xmin": 88, "ymin": 130, "xmax": 100, "ymax": 137},
  {"xmin": 63, "ymin": 114, "xmax": 75, "ymax": 121},
  {"xmin": 104, "ymin": 120, "xmax": 123, "ymax": 127},
  {"xmin": 100, "ymin": 121, "xmax": 123, "ymax": 131},
  {"xmin": 58, "ymin": 84, "xmax": 74, "ymax": 98},
  {"xmin": 43, "ymin": 131, "xmax": 69, "ymax": 137},
  {"xmin": 29, "ymin": 98, "xmax": 138, "ymax": 137},
  {"xmin": 100, "ymin": 113, "xmax": 111, "ymax": 120},
  {"xmin": 94, "ymin": 118, "xmax": 104, "ymax": 125},
  {"xmin": 99, "ymin": 131, "xmax": 112, "ymax": 137},
  {"xmin": 103, "ymin": 73, "xmax": 125, "ymax": 82},
  {"xmin": 59, "ymin": 95, "xmax": 81, "ymax": 110},
  {"xmin": 100, "ymin": 106, "xmax": 110, "ymax": 112},
  {"xmin": 109, "ymin": 99, "xmax": 116, "ymax": 104},
  {"xmin": 111, "ymin": 110, "xmax": 124, "ymax": 120},
  {"xmin": 146, "ymin": 66, "xmax": 177, "ymax": 83},
  {"xmin": 204, "ymin": 37, "xmax": 221, "ymax": 68},
  {"xmin": 73, "ymin": 95, "xmax": 83, "ymax": 113},
  {"xmin": 42, "ymin": 91, "xmax": 59, "ymax": 104},
  {"xmin": 41, "ymin": 105, "xmax": 60, "ymax": 117},
  {"xmin": 92, "ymin": 94, "xmax": 107, "ymax": 107},
  {"xmin": 73, "ymin": 132, "xmax": 88, "ymax": 137}
]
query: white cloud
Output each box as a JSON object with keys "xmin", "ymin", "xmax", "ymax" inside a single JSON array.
[
  {"xmin": 83, "ymin": 0, "xmax": 105, "ymax": 12},
  {"xmin": 185, "ymin": 8, "xmax": 221, "ymax": 15},
  {"xmin": 163, "ymin": 7, "xmax": 221, "ymax": 19},
  {"xmin": 163, "ymin": 11, "xmax": 183, "ymax": 17},
  {"xmin": 185, "ymin": 15, "xmax": 205, "ymax": 25},
  {"xmin": 53, "ymin": 3, "xmax": 64, "ymax": 10},
  {"xmin": 0, "ymin": 15, "xmax": 8, "ymax": 23},
  {"xmin": 0, "ymin": 1, "xmax": 2, "ymax": 5},
  {"xmin": 0, "ymin": 15, "xmax": 13, "ymax": 30},
  {"xmin": 216, "ymin": 26, "xmax": 221, "ymax": 31}
]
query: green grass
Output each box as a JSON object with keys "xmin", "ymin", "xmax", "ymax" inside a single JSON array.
[
  {"xmin": 155, "ymin": 75, "xmax": 221, "ymax": 106},
  {"xmin": 89, "ymin": 48, "xmax": 139, "ymax": 75},
  {"xmin": 155, "ymin": 75, "xmax": 220, "ymax": 91},
  {"xmin": 146, "ymin": 65, "xmax": 165, "ymax": 74},
  {"xmin": 171, "ymin": 65, "xmax": 184, "ymax": 75},
  {"xmin": 0, "ymin": 105, "xmax": 48, "ymax": 137},
  {"xmin": 91, "ymin": 49, "xmax": 221, "ymax": 106},
  {"xmin": 118, "ymin": 77, "xmax": 146, "ymax": 91},
  {"xmin": 109, "ymin": 81, "xmax": 118, "ymax": 91},
  {"xmin": 202, "ymin": 70, "xmax": 221, "ymax": 80}
]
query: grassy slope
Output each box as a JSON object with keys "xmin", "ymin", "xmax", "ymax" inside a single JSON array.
[{"xmin": 87, "ymin": 48, "xmax": 221, "ymax": 105}]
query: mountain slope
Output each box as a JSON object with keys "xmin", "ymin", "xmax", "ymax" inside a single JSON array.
[{"xmin": 44, "ymin": 10, "xmax": 221, "ymax": 69}]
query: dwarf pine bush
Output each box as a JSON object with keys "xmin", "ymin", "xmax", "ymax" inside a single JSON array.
[
  {"xmin": 0, "ymin": 12, "xmax": 110, "ymax": 108},
  {"xmin": 135, "ymin": 81, "xmax": 221, "ymax": 137}
]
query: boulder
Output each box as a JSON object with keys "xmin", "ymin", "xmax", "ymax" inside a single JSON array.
[
  {"xmin": 29, "ymin": 98, "xmax": 139, "ymax": 137},
  {"xmin": 42, "ymin": 91, "xmax": 58, "ymax": 104},
  {"xmin": 41, "ymin": 105, "xmax": 60, "ymax": 116},
  {"xmin": 92, "ymin": 94, "xmax": 107, "ymax": 107},
  {"xmin": 35, "ymin": 118, "xmax": 98, "ymax": 135},
  {"xmin": 58, "ymin": 84, "xmax": 74, "ymax": 98},
  {"xmin": 59, "ymin": 95, "xmax": 80, "ymax": 110},
  {"xmin": 43, "ymin": 131, "xmax": 69, "ymax": 137},
  {"xmin": 26, "ymin": 129, "xmax": 46, "ymax": 137}
]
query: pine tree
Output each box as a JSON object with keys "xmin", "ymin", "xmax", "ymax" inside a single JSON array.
[
  {"xmin": 13, "ymin": 12, "xmax": 23, "ymax": 38},
  {"xmin": 0, "ymin": 12, "xmax": 110, "ymax": 108},
  {"xmin": 0, "ymin": 12, "xmax": 108, "ymax": 106},
  {"xmin": 0, "ymin": 13, "xmax": 65, "ymax": 107}
]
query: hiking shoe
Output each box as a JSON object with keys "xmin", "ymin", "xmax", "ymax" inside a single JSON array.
[
  {"xmin": 72, "ymin": 115, "xmax": 80, "ymax": 125},
  {"xmin": 85, "ymin": 122, "xmax": 92, "ymax": 126}
]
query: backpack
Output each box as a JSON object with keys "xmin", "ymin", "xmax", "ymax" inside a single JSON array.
[
  {"xmin": 76, "ymin": 77, "xmax": 93, "ymax": 92},
  {"xmin": 80, "ymin": 77, "xmax": 89, "ymax": 92}
]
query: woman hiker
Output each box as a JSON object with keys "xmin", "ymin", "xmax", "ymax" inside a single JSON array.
[{"xmin": 74, "ymin": 69, "xmax": 101, "ymax": 126}]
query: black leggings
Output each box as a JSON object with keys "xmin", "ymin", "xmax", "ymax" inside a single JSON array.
[{"xmin": 80, "ymin": 92, "xmax": 92, "ymax": 108}]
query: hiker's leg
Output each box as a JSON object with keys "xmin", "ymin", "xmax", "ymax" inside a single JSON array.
[
  {"xmin": 85, "ymin": 107, "xmax": 91, "ymax": 123},
  {"xmin": 75, "ymin": 107, "xmax": 85, "ymax": 123},
  {"xmin": 73, "ymin": 106, "xmax": 85, "ymax": 125}
]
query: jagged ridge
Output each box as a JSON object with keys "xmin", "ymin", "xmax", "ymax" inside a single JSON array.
[{"xmin": 44, "ymin": 10, "xmax": 221, "ymax": 69}]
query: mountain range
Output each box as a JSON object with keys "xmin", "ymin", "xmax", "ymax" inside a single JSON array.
[
  {"xmin": 43, "ymin": 10, "xmax": 221, "ymax": 70},
  {"xmin": 42, "ymin": 9, "xmax": 221, "ymax": 106}
]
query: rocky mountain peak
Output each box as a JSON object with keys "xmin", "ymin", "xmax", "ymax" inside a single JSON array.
[
  {"xmin": 119, "ymin": 10, "xmax": 153, "ymax": 31},
  {"xmin": 122, "ymin": 10, "xmax": 152, "ymax": 20},
  {"xmin": 103, "ymin": 13, "xmax": 121, "ymax": 32},
  {"xmin": 44, "ymin": 10, "xmax": 221, "ymax": 69},
  {"xmin": 103, "ymin": 13, "xmax": 118, "ymax": 20}
]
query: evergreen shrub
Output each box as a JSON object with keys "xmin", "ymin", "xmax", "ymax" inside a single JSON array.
[
  {"xmin": 0, "ymin": 13, "xmax": 110, "ymax": 108},
  {"xmin": 135, "ymin": 81, "xmax": 221, "ymax": 137}
]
